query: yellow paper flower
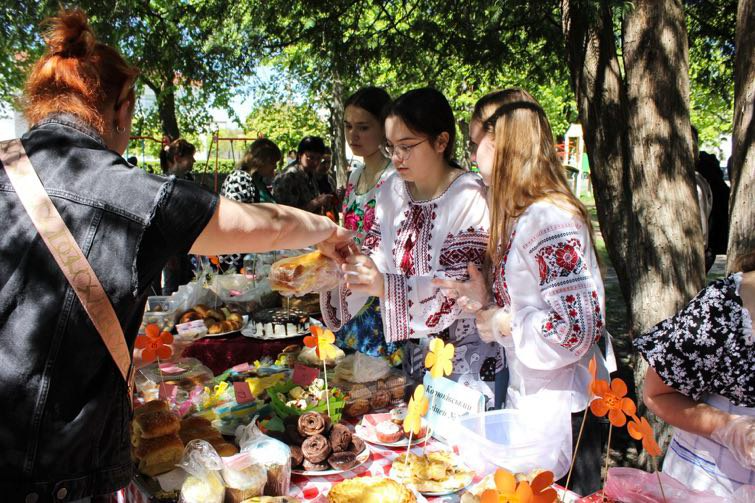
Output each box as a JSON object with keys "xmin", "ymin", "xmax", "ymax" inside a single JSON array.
[
  {"xmin": 424, "ymin": 337, "xmax": 455, "ymax": 379},
  {"xmin": 404, "ymin": 385, "xmax": 429, "ymax": 435},
  {"xmin": 305, "ymin": 325, "xmax": 340, "ymax": 361}
]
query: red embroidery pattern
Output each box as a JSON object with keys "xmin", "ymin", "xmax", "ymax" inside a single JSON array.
[
  {"xmin": 439, "ymin": 226, "xmax": 489, "ymax": 280},
  {"xmin": 384, "ymin": 273, "xmax": 410, "ymax": 342},
  {"xmin": 493, "ymin": 230, "xmax": 516, "ymax": 307},
  {"xmin": 393, "ymin": 203, "xmax": 435, "ymax": 275},
  {"xmin": 534, "ymin": 237, "xmax": 585, "ymax": 286},
  {"xmin": 425, "ymin": 296, "xmax": 456, "ymax": 328},
  {"xmin": 362, "ymin": 220, "xmax": 381, "ymax": 255}
]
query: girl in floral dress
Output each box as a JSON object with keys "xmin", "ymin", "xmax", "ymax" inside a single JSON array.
[
  {"xmin": 322, "ymin": 88, "xmax": 505, "ymax": 408},
  {"xmin": 335, "ymin": 87, "xmax": 403, "ymax": 364}
]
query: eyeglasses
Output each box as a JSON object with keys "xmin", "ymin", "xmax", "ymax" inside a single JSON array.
[{"xmin": 381, "ymin": 139, "xmax": 427, "ymax": 160}]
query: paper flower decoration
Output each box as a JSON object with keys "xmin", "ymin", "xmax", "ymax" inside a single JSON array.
[
  {"xmin": 590, "ymin": 377, "xmax": 636, "ymax": 427},
  {"xmin": 588, "ymin": 355, "xmax": 598, "ymax": 395},
  {"xmin": 480, "ymin": 468, "xmax": 558, "ymax": 503},
  {"xmin": 135, "ymin": 323, "xmax": 173, "ymax": 363},
  {"xmin": 304, "ymin": 325, "xmax": 340, "ymax": 360},
  {"xmin": 628, "ymin": 415, "xmax": 662, "ymax": 457},
  {"xmin": 424, "ymin": 337, "xmax": 455, "ymax": 379},
  {"xmin": 404, "ymin": 385, "xmax": 429, "ymax": 435}
]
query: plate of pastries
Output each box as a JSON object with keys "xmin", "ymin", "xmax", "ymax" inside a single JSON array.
[
  {"xmin": 327, "ymin": 476, "xmax": 425, "ymax": 503},
  {"xmin": 390, "ymin": 450, "xmax": 475, "ymax": 496},
  {"xmin": 179, "ymin": 304, "xmax": 247, "ymax": 336}
]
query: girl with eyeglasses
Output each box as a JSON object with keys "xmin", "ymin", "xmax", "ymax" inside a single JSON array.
[{"xmin": 322, "ymin": 87, "xmax": 505, "ymax": 409}]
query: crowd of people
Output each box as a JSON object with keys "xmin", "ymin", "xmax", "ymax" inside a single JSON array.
[{"xmin": 0, "ymin": 8, "xmax": 751, "ymax": 502}]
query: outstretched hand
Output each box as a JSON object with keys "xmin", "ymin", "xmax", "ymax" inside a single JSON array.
[
  {"xmin": 432, "ymin": 263, "xmax": 490, "ymax": 312},
  {"xmin": 341, "ymin": 254, "xmax": 385, "ymax": 297},
  {"xmin": 317, "ymin": 226, "xmax": 357, "ymax": 265}
]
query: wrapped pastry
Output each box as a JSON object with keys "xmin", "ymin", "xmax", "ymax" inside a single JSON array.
[
  {"xmin": 237, "ymin": 418, "xmax": 291, "ymax": 496},
  {"xmin": 268, "ymin": 251, "xmax": 339, "ymax": 297},
  {"xmin": 178, "ymin": 440, "xmax": 225, "ymax": 503},
  {"xmin": 136, "ymin": 434, "xmax": 184, "ymax": 477},
  {"xmin": 221, "ymin": 453, "xmax": 267, "ymax": 503}
]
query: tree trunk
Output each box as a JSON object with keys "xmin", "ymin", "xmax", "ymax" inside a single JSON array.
[
  {"xmin": 158, "ymin": 77, "xmax": 181, "ymax": 140},
  {"xmin": 329, "ymin": 66, "xmax": 347, "ymax": 189},
  {"xmin": 727, "ymin": 0, "xmax": 755, "ymax": 272},
  {"xmin": 563, "ymin": 0, "xmax": 705, "ymax": 468}
]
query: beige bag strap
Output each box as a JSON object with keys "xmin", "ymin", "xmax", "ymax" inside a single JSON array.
[{"xmin": 0, "ymin": 139, "xmax": 133, "ymax": 392}]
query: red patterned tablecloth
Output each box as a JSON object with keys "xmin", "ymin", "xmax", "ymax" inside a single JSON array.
[{"xmin": 182, "ymin": 333, "xmax": 303, "ymax": 374}]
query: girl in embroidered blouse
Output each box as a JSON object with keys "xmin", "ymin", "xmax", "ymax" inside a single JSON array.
[
  {"xmin": 322, "ymin": 87, "xmax": 505, "ymax": 408},
  {"xmin": 335, "ymin": 87, "xmax": 403, "ymax": 364},
  {"xmin": 436, "ymin": 89, "xmax": 614, "ymax": 489}
]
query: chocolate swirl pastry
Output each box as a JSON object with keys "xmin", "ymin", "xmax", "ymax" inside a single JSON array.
[
  {"xmin": 349, "ymin": 436, "xmax": 366, "ymax": 455},
  {"xmin": 290, "ymin": 445, "xmax": 304, "ymax": 468},
  {"xmin": 301, "ymin": 434, "xmax": 331, "ymax": 463},
  {"xmin": 328, "ymin": 451, "xmax": 358, "ymax": 471},
  {"xmin": 329, "ymin": 423, "xmax": 352, "ymax": 453},
  {"xmin": 298, "ymin": 412, "xmax": 326, "ymax": 437},
  {"xmin": 302, "ymin": 459, "xmax": 329, "ymax": 471}
]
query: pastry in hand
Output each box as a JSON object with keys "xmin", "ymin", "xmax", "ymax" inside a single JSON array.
[{"xmin": 268, "ymin": 251, "xmax": 339, "ymax": 296}]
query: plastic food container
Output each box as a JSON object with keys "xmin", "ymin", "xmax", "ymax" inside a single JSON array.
[
  {"xmin": 334, "ymin": 369, "xmax": 409, "ymax": 418},
  {"xmin": 450, "ymin": 408, "xmax": 569, "ymax": 479},
  {"xmin": 141, "ymin": 296, "xmax": 180, "ymax": 332}
]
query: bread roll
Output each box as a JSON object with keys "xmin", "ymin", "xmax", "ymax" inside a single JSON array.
[
  {"xmin": 179, "ymin": 310, "xmax": 202, "ymax": 324},
  {"xmin": 136, "ymin": 434, "xmax": 184, "ymax": 476},
  {"xmin": 133, "ymin": 410, "xmax": 180, "ymax": 439}
]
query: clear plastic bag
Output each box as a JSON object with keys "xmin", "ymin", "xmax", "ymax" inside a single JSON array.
[
  {"xmin": 236, "ymin": 417, "xmax": 291, "ymax": 496},
  {"xmin": 221, "ymin": 452, "xmax": 267, "ymax": 502},
  {"xmin": 268, "ymin": 250, "xmax": 340, "ymax": 297},
  {"xmin": 603, "ymin": 467, "xmax": 725, "ymax": 503},
  {"xmin": 178, "ymin": 440, "xmax": 225, "ymax": 503},
  {"xmin": 335, "ymin": 352, "xmax": 391, "ymax": 383}
]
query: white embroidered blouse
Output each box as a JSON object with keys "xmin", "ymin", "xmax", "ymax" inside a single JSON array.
[
  {"xmin": 490, "ymin": 201, "xmax": 615, "ymax": 413},
  {"xmin": 321, "ymin": 171, "xmax": 491, "ymax": 341}
]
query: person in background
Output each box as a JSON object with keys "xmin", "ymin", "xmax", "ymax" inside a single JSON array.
[
  {"xmin": 273, "ymin": 135, "xmax": 337, "ymax": 214},
  {"xmin": 160, "ymin": 138, "xmax": 196, "ymax": 180},
  {"xmin": 0, "ymin": 9, "xmax": 353, "ymax": 501},
  {"xmin": 635, "ymin": 251, "xmax": 754, "ymax": 496},
  {"xmin": 286, "ymin": 149, "xmax": 297, "ymax": 166},
  {"xmin": 316, "ymin": 146, "xmax": 337, "ymax": 196},
  {"xmin": 222, "ymin": 138, "xmax": 280, "ymax": 204},
  {"xmin": 322, "ymin": 87, "xmax": 505, "ymax": 408},
  {"xmin": 217, "ymin": 138, "xmax": 281, "ymax": 272},
  {"xmin": 691, "ymin": 126, "xmax": 715, "ymax": 271},
  {"xmin": 438, "ymin": 89, "xmax": 613, "ymax": 491}
]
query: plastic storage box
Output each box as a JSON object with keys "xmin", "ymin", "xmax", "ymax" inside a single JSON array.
[
  {"xmin": 450, "ymin": 408, "xmax": 570, "ymax": 479},
  {"xmin": 140, "ymin": 295, "xmax": 180, "ymax": 333}
]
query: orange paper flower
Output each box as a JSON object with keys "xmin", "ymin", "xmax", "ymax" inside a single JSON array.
[
  {"xmin": 627, "ymin": 415, "xmax": 662, "ymax": 457},
  {"xmin": 590, "ymin": 377, "xmax": 637, "ymax": 427},
  {"xmin": 404, "ymin": 385, "xmax": 429, "ymax": 435},
  {"xmin": 135, "ymin": 323, "xmax": 173, "ymax": 363},
  {"xmin": 304, "ymin": 325, "xmax": 340, "ymax": 360},
  {"xmin": 424, "ymin": 337, "xmax": 455, "ymax": 379},
  {"xmin": 480, "ymin": 468, "xmax": 558, "ymax": 503},
  {"xmin": 588, "ymin": 355, "xmax": 598, "ymax": 395}
]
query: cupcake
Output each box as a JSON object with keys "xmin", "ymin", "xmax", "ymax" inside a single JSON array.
[{"xmin": 375, "ymin": 420, "xmax": 402, "ymax": 443}]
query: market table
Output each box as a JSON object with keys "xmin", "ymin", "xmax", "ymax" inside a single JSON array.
[{"xmin": 182, "ymin": 332, "xmax": 304, "ymax": 374}]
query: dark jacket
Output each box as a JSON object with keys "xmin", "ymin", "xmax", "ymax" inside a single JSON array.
[{"xmin": 0, "ymin": 114, "xmax": 217, "ymax": 501}]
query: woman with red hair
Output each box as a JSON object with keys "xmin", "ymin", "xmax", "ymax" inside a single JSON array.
[{"xmin": 0, "ymin": 9, "xmax": 351, "ymax": 501}]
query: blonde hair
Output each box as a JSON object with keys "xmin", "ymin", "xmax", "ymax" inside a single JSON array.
[{"xmin": 474, "ymin": 88, "xmax": 597, "ymax": 264}]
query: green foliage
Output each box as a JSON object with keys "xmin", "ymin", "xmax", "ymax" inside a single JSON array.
[{"xmin": 244, "ymin": 101, "xmax": 328, "ymax": 156}]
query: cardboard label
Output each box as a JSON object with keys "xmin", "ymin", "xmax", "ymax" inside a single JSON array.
[
  {"xmin": 158, "ymin": 363, "xmax": 186, "ymax": 374},
  {"xmin": 233, "ymin": 381, "xmax": 255, "ymax": 404},
  {"xmin": 176, "ymin": 319, "xmax": 207, "ymax": 334},
  {"xmin": 292, "ymin": 363, "xmax": 320, "ymax": 386},
  {"xmin": 422, "ymin": 373, "xmax": 485, "ymax": 442}
]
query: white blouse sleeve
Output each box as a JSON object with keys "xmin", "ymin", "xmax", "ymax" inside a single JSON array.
[{"xmin": 495, "ymin": 203, "xmax": 605, "ymax": 370}]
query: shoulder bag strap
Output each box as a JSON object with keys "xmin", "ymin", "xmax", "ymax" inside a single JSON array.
[{"xmin": 0, "ymin": 139, "xmax": 134, "ymax": 399}]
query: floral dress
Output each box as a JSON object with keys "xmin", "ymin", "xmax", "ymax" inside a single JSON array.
[
  {"xmin": 323, "ymin": 171, "xmax": 505, "ymax": 407},
  {"xmin": 633, "ymin": 273, "xmax": 754, "ymax": 495},
  {"xmin": 334, "ymin": 163, "xmax": 403, "ymax": 364}
]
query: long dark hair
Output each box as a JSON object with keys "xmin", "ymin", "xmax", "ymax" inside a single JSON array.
[
  {"xmin": 385, "ymin": 87, "xmax": 457, "ymax": 163},
  {"xmin": 345, "ymin": 86, "xmax": 392, "ymax": 122}
]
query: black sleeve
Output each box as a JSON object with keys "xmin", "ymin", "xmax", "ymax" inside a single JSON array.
[{"xmin": 135, "ymin": 178, "xmax": 219, "ymax": 293}]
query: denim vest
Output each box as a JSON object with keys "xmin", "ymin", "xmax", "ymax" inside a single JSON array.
[{"xmin": 0, "ymin": 115, "xmax": 217, "ymax": 501}]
